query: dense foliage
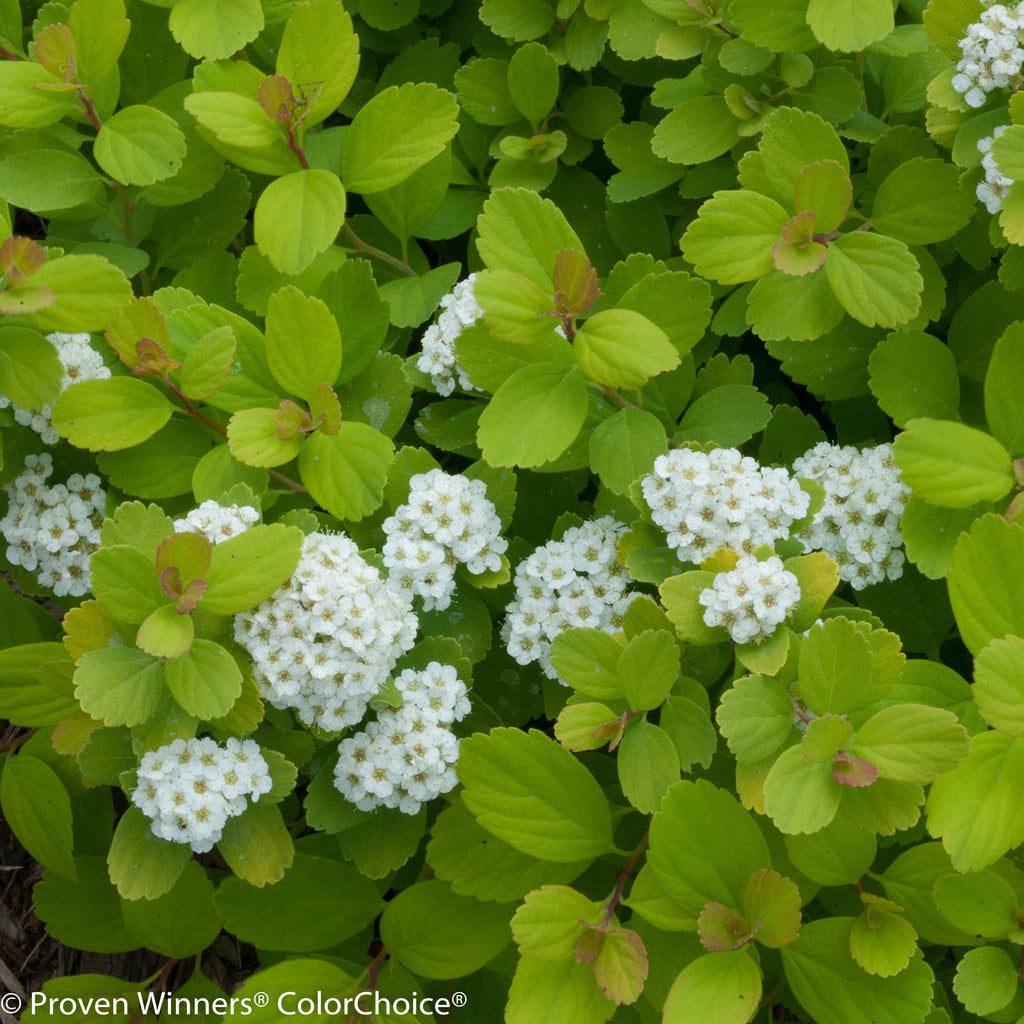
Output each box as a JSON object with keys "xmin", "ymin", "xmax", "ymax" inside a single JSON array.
[{"xmin": 2, "ymin": 0, "xmax": 1024, "ymax": 1022}]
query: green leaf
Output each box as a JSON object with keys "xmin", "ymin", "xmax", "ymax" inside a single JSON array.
[
  {"xmin": 799, "ymin": 618, "xmax": 904, "ymax": 715},
  {"xmin": 480, "ymin": 0, "xmax": 557, "ymax": 41},
  {"xmin": 618, "ymin": 629, "xmax": 679, "ymax": 711},
  {"xmin": 871, "ymin": 158, "xmax": 976, "ymax": 245},
  {"xmin": 164, "ymin": 639, "xmax": 242, "ymax": 720},
  {"xmin": 202, "ymin": 523, "xmax": 303, "ymax": 615},
  {"xmin": 793, "ymin": 160, "xmax": 852, "ymax": 233},
  {"xmin": 923, "ymin": 0, "xmax": 984, "ymax": 60},
  {"xmin": 0, "ymin": 150, "xmax": 104, "ymax": 212},
  {"xmin": 849, "ymin": 705, "xmax": 969, "ymax": 783},
  {"xmin": 549, "ymin": 628, "xmax": 623, "ymax": 699},
  {"xmin": 868, "ymin": 330, "xmax": 960, "ymax": 427},
  {"xmin": 759, "ymin": 108, "xmax": 849, "ymax": 200},
  {"xmin": 508, "ymin": 42, "xmax": 559, "ymax": 125},
  {"xmin": 65, "ymin": 0, "xmax": 130, "ymax": 86},
  {"xmin": 53, "ymin": 377, "xmax": 173, "ymax": 453},
  {"xmin": 121, "ymin": 859, "xmax": 222, "ymax": 958},
  {"xmin": 652, "ymin": 96, "xmax": 738, "ymax": 166},
  {"xmin": 933, "ymin": 869, "xmax": 1018, "ymax": 939},
  {"xmin": 365, "ymin": 148, "xmax": 450, "ymax": 244},
  {"xmin": 474, "ymin": 268, "xmax": 561, "ymax": 346},
  {"xmin": 604, "ymin": 121, "xmax": 685, "ymax": 203},
  {"xmin": 214, "ymin": 853, "xmax": 381, "ymax": 950},
  {"xmin": 848, "ymin": 904, "xmax": 918, "ymax": 979},
  {"xmin": 824, "ymin": 233, "xmax": 922, "ymax": 329},
  {"xmin": 680, "ymin": 191, "xmax": 789, "ymax": 285},
  {"xmin": 575, "ymin": 309, "xmax": 678, "ymax": 389},
  {"xmin": 985, "ymin": 321, "xmax": 1024, "ymax": 458},
  {"xmin": 477, "ymin": 187, "xmax": 584, "ymax": 290},
  {"xmin": 24, "ymin": 254, "xmax": 132, "ymax": 332},
  {"xmin": 974, "ymin": 637, "xmax": 1024, "ymax": 736},
  {"xmin": 0, "ymin": 62, "xmax": 78, "ymax": 129},
  {"xmin": 675, "ymin": 385, "xmax": 771, "ymax": 447},
  {"xmin": 217, "ymin": 798, "xmax": 294, "ymax": 887},
  {"xmin": 88, "ymin": 544, "xmax": 162, "ymax": 624},
  {"xmin": 477, "ymin": 362, "xmax": 589, "ymax": 468},
  {"xmin": 74, "ymin": 646, "xmax": 165, "ymax": 728},
  {"xmin": 807, "ymin": 0, "xmax": 893, "ymax": 51},
  {"xmin": 802, "ymin": 714, "xmax": 854, "ymax": 763},
  {"xmin": 107, "ymin": 806, "xmax": 190, "ymax": 901},
  {"xmin": 340, "ymin": 82, "xmax": 459, "ymax": 194},
  {"xmin": 169, "ymin": 0, "xmax": 264, "ymax": 60},
  {"xmin": 178, "ymin": 325, "xmax": 236, "ymax": 402},
  {"xmin": 782, "ymin": 918, "xmax": 934, "ymax": 1024},
  {"xmin": 458, "ymin": 727, "xmax": 617, "ymax": 862},
  {"xmin": 337, "ymin": 805, "xmax": 426, "ymax": 879},
  {"xmin": 94, "ymin": 105, "xmax": 187, "ymax": 186},
  {"xmin": 0, "ymin": 327, "xmax": 63, "ymax": 411},
  {"xmin": 662, "ymin": 950, "xmax": 761, "ymax": 1024},
  {"xmin": 507, "ymin": 956, "xmax": 616, "ymax": 1024},
  {"xmin": 927, "ymin": 731, "xmax": 1024, "ymax": 872},
  {"xmin": 135, "ymin": 603, "xmax": 195, "ymax": 659},
  {"xmin": 264, "ymin": 286, "xmax": 341, "ymax": 401},
  {"xmin": 648, "ymin": 779, "xmax": 771, "ymax": 914},
  {"xmin": 953, "ymin": 946, "xmax": 1019, "ymax": 1015},
  {"xmin": 0, "ymin": 755, "xmax": 76, "ymax": 880},
  {"xmin": 747, "ymin": 269, "xmax": 846, "ymax": 342},
  {"xmin": 276, "ymin": 0, "xmax": 359, "ymax": 129},
  {"xmin": 618, "ymin": 719, "xmax": 680, "ymax": 813},
  {"xmin": 227, "ymin": 407, "xmax": 304, "ymax": 468},
  {"xmin": 729, "ymin": 0, "xmax": 816, "ymax": 52},
  {"xmin": 893, "ymin": 419, "xmax": 1014, "ymax": 509},
  {"xmin": 784, "ymin": 814, "xmax": 877, "ymax": 886},
  {"xmin": 589, "ymin": 408, "xmax": 667, "ymax": 495},
  {"xmin": 254, "ymin": 169, "xmax": 346, "ymax": 277},
  {"xmin": 381, "ymin": 878, "xmax": 512, "ymax": 979},
  {"xmin": 512, "ymin": 885, "xmax": 604, "ymax": 960},
  {"xmin": 717, "ymin": 674, "xmax": 795, "ymax": 762},
  {"xmin": 379, "ymin": 262, "xmax": 461, "ymax": 328},
  {"xmin": 763, "ymin": 744, "xmax": 843, "ymax": 834},
  {"xmin": 297, "ymin": 423, "xmax": 394, "ymax": 521},
  {"xmin": 455, "ymin": 57, "xmax": 519, "ymax": 125},
  {"xmin": 182, "ymin": 92, "xmax": 292, "ymax": 171}
]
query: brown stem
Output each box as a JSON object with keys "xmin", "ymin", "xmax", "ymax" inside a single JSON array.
[
  {"xmin": 361, "ymin": 944, "xmax": 389, "ymax": 989},
  {"xmin": 77, "ymin": 88, "xmax": 102, "ymax": 131},
  {"xmin": 791, "ymin": 697, "xmax": 814, "ymax": 725},
  {"xmin": 0, "ymin": 45, "xmax": 23, "ymax": 60},
  {"xmin": 286, "ymin": 125, "xmax": 310, "ymax": 170},
  {"xmin": 340, "ymin": 223, "xmax": 418, "ymax": 278},
  {"xmin": 0, "ymin": 731, "xmax": 35, "ymax": 754},
  {"xmin": 601, "ymin": 831, "xmax": 649, "ymax": 927},
  {"xmin": 268, "ymin": 468, "xmax": 308, "ymax": 494}
]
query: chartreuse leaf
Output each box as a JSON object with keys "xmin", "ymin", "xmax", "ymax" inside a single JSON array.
[
  {"xmin": 974, "ymin": 637, "xmax": 1024, "ymax": 735},
  {"xmin": 340, "ymin": 83, "xmax": 459, "ymax": 194},
  {"xmin": 927, "ymin": 731, "xmax": 1024, "ymax": 871},
  {"xmin": 477, "ymin": 362, "xmax": 589, "ymax": 468},
  {"xmin": 228, "ymin": 408, "xmax": 305, "ymax": 468},
  {"xmin": 164, "ymin": 640, "xmax": 242, "ymax": 720},
  {"xmin": 63, "ymin": 0, "xmax": 129, "ymax": 86},
  {"xmin": 784, "ymin": 813, "xmax": 877, "ymax": 886},
  {"xmin": 799, "ymin": 618, "xmax": 904, "ymax": 716},
  {"xmin": 107, "ymin": 806, "xmax": 191, "ymax": 901},
  {"xmin": 0, "ymin": 151, "xmax": 104, "ymax": 212},
  {"xmin": 589, "ymin": 408, "xmax": 667, "ymax": 495},
  {"xmin": 474, "ymin": 268, "xmax": 560, "ymax": 346},
  {"xmin": 507, "ymin": 957, "xmax": 616, "ymax": 1024},
  {"xmin": 729, "ymin": 0, "xmax": 817, "ymax": 52},
  {"xmin": 675, "ymin": 385, "xmax": 771, "ymax": 447},
  {"xmin": 717, "ymin": 674, "xmax": 795, "ymax": 762},
  {"xmin": 871, "ymin": 158, "xmax": 976, "ymax": 245},
  {"xmin": 24, "ymin": 254, "xmax": 132, "ymax": 332},
  {"xmin": 0, "ymin": 755, "xmax": 76, "ymax": 880},
  {"xmin": 618, "ymin": 629, "xmax": 679, "ymax": 710},
  {"xmin": 933, "ymin": 869, "xmax": 1018, "ymax": 939},
  {"xmin": 0, "ymin": 327, "xmax": 63, "ymax": 411},
  {"xmin": 120, "ymin": 859, "xmax": 222, "ymax": 958},
  {"xmin": 88, "ymin": 545, "xmax": 165, "ymax": 624},
  {"xmin": 953, "ymin": 946, "xmax": 1019, "ymax": 1015},
  {"xmin": 276, "ymin": 0, "xmax": 359, "ymax": 129},
  {"xmin": 202, "ymin": 523, "xmax": 303, "ymax": 616},
  {"xmin": 254, "ymin": 170, "xmax": 346, "ymax": 277},
  {"xmin": 772, "ymin": 212, "xmax": 827, "ymax": 277},
  {"xmin": 298, "ymin": 423, "xmax": 394, "ymax": 521},
  {"xmin": 508, "ymin": 42, "xmax": 559, "ymax": 126},
  {"xmin": 648, "ymin": 779, "xmax": 771, "ymax": 915},
  {"xmin": 428, "ymin": 794, "xmax": 588, "ymax": 902},
  {"xmin": 659, "ymin": 572, "xmax": 730, "ymax": 646},
  {"xmin": 802, "ymin": 715, "xmax": 853, "ymax": 763},
  {"xmin": 849, "ymin": 895, "xmax": 918, "ymax": 978},
  {"xmin": 183, "ymin": 92, "xmax": 293, "ymax": 171},
  {"xmin": 549, "ymin": 628, "xmax": 622, "ymax": 700},
  {"xmin": 512, "ymin": 885, "xmax": 603, "ymax": 960},
  {"xmin": 652, "ymin": 96, "xmax": 738, "ymax": 166},
  {"xmin": 807, "ymin": 0, "xmax": 893, "ymax": 50},
  {"xmin": 759, "ymin": 108, "xmax": 849, "ymax": 200},
  {"xmin": 763, "ymin": 745, "xmax": 843, "ymax": 834},
  {"xmin": 178, "ymin": 325, "xmax": 235, "ymax": 401},
  {"xmin": 782, "ymin": 918, "xmax": 934, "ymax": 1024},
  {"xmin": 824, "ymin": 233, "xmax": 922, "ymax": 329},
  {"xmin": 135, "ymin": 604, "xmax": 194, "ymax": 659},
  {"xmin": 214, "ymin": 853, "xmax": 380, "ymax": 950},
  {"xmin": 53, "ymin": 378, "xmax": 173, "ymax": 453},
  {"xmin": 264, "ymin": 286, "xmax": 341, "ymax": 401},
  {"xmin": 662, "ymin": 950, "xmax": 761, "ymax": 1024},
  {"xmin": 0, "ymin": 62, "xmax": 79, "ymax": 129},
  {"xmin": 476, "ymin": 187, "xmax": 584, "ymax": 290},
  {"xmin": 217, "ymin": 798, "xmax": 293, "ymax": 887},
  {"xmin": 948, "ymin": 516, "xmax": 1024, "ymax": 655},
  {"xmin": 74, "ymin": 647, "xmax": 165, "ymax": 728},
  {"xmin": 94, "ymin": 105, "xmax": 187, "ymax": 186},
  {"xmin": 849, "ymin": 705, "xmax": 969, "ymax": 783},
  {"xmin": 381, "ymin": 879, "xmax": 512, "ymax": 979},
  {"xmin": 792, "ymin": 160, "xmax": 851, "ymax": 233},
  {"xmin": 985, "ymin": 321, "xmax": 1024, "ymax": 457},
  {"xmin": 169, "ymin": 0, "xmax": 264, "ymax": 60},
  {"xmin": 868, "ymin": 331, "xmax": 960, "ymax": 427},
  {"xmin": 458, "ymin": 728, "xmax": 617, "ymax": 862},
  {"xmin": 923, "ymin": 0, "xmax": 984, "ymax": 60},
  {"xmin": 680, "ymin": 191, "xmax": 789, "ymax": 285},
  {"xmin": 747, "ymin": 267, "xmax": 846, "ymax": 342},
  {"xmin": 574, "ymin": 309, "xmax": 678, "ymax": 389},
  {"xmin": 618, "ymin": 719, "xmax": 680, "ymax": 813},
  {"xmin": 556, "ymin": 703, "xmax": 620, "ymax": 752}
]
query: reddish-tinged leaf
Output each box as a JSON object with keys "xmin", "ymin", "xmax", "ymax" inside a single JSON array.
[
  {"xmin": 792, "ymin": 160, "xmax": 852, "ymax": 234},
  {"xmin": 156, "ymin": 530, "xmax": 212, "ymax": 587},
  {"xmin": 0, "ymin": 285, "xmax": 56, "ymax": 314},
  {"xmin": 31, "ymin": 23, "xmax": 78, "ymax": 82},
  {"xmin": 772, "ymin": 212, "xmax": 827, "ymax": 277},
  {"xmin": 552, "ymin": 247, "xmax": 599, "ymax": 316},
  {"xmin": 275, "ymin": 399, "xmax": 313, "ymax": 439},
  {"xmin": 106, "ymin": 297, "xmax": 171, "ymax": 369},
  {"xmin": 743, "ymin": 868, "xmax": 802, "ymax": 948},
  {"xmin": 831, "ymin": 752, "xmax": 879, "ymax": 787},
  {"xmin": 258, "ymin": 74, "xmax": 296, "ymax": 123},
  {"xmin": 176, "ymin": 578, "xmax": 207, "ymax": 615},
  {"xmin": 0, "ymin": 236, "xmax": 47, "ymax": 282},
  {"xmin": 593, "ymin": 927, "xmax": 648, "ymax": 1005},
  {"xmin": 310, "ymin": 382, "xmax": 341, "ymax": 436},
  {"xmin": 574, "ymin": 924, "xmax": 605, "ymax": 963},
  {"xmin": 132, "ymin": 337, "xmax": 180, "ymax": 377},
  {"xmin": 699, "ymin": 901, "xmax": 757, "ymax": 952}
]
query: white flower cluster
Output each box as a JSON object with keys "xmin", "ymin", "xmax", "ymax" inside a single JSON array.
[
  {"xmin": 234, "ymin": 532, "xmax": 417, "ymax": 732},
  {"xmin": 0, "ymin": 454, "xmax": 104, "ymax": 597},
  {"xmin": 334, "ymin": 661, "xmax": 470, "ymax": 814},
  {"xmin": 416, "ymin": 275, "xmax": 483, "ymax": 396},
  {"xmin": 132, "ymin": 736, "xmax": 272, "ymax": 853},
  {"xmin": 792, "ymin": 442, "xmax": 910, "ymax": 590},
  {"xmin": 642, "ymin": 448, "xmax": 809, "ymax": 564},
  {"xmin": 382, "ymin": 469, "xmax": 506, "ymax": 611},
  {"xmin": 699, "ymin": 555, "xmax": 801, "ymax": 645},
  {"xmin": 978, "ymin": 128, "xmax": 1014, "ymax": 213},
  {"xmin": 0, "ymin": 332, "xmax": 110, "ymax": 445},
  {"xmin": 952, "ymin": 2, "xmax": 1024, "ymax": 108},
  {"xmin": 173, "ymin": 500, "xmax": 259, "ymax": 544},
  {"xmin": 503, "ymin": 517, "xmax": 635, "ymax": 681}
]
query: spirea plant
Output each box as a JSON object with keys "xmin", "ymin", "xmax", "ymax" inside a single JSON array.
[{"xmin": 3, "ymin": 0, "xmax": 1024, "ymax": 1022}]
